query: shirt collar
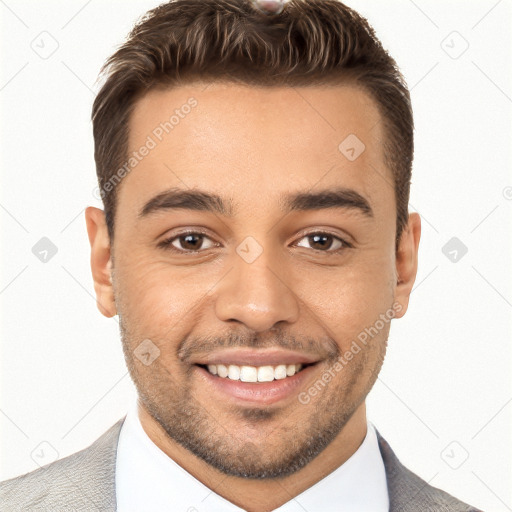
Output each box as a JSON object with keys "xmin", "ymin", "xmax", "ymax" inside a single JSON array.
[{"xmin": 116, "ymin": 399, "xmax": 389, "ymax": 511}]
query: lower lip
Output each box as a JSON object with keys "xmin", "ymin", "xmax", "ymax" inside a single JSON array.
[{"xmin": 195, "ymin": 364, "xmax": 318, "ymax": 406}]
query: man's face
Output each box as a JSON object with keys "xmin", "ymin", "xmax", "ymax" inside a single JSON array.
[{"xmin": 96, "ymin": 82, "xmax": 417, "ymax": 478}]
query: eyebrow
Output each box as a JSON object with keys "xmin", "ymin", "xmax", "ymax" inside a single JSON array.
[{"xmin": 138, "ymin": 186, "xmax": 373, "ymax": 219}]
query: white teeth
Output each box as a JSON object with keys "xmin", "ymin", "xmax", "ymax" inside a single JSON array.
[
  {"xmin": 274, "ymin": 364, "xmax": 287, "ymax": 380},
  {"xmin": 257, "ymin": 365, "xmax": 274, "ymax": 382},
  {"xmin": 240, "ymin": 365, "xmax": 258, "ymax": 382},
  {"xmin": 227, "ymin": 365, "xmax": 241, "ymax": 380},
  {"xmin": 217, "ymin": 364, "xmax": 228, "ymax": 378},
  {"xmin": 286, "ymin": 364, "xmax": 296, "ymax": 376},
  {"xmin": 204, "ymin": 363, "xmax": 304, "ymax": 381}
]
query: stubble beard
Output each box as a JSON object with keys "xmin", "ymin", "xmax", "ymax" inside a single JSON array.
[{"xmin": 118, "ymin": 315, "xmax": 387, "ymax": 479}]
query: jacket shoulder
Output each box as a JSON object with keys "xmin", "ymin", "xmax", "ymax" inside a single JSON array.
[
  {"xmin": 0, "ymin": 417, "xmax": 125, "ymax": 512},
  {"xmin": 376, "ymin": 430, "xmax": 483, "ymax": 512}
]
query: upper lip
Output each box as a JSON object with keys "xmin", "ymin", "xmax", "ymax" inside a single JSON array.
[{"xmin": 193, "ymin": 348, "xmax": 321, "ymax": 367}]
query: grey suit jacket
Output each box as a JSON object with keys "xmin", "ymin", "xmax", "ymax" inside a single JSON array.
[{"xmin": 0, "ymin": 417, "xmax": 482, "ymax": 511}]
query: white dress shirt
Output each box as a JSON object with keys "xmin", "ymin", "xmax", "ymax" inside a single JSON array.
[{"xmin": 116, "ymin": 399, "xmax": 389, "ymax": 511}]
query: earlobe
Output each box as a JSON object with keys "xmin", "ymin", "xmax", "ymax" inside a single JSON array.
[
  {"xmin": 85, "ymin": 206, "xmax": 117, "ymax": 318},
  {"xmin": 393, "ymin": 212, "xmax": 421, "ymax": 318}
]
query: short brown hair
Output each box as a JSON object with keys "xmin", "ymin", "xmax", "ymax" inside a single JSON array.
[{"xmin": 92, "ymin": 0, "xmax": 413, "ymax": 246}]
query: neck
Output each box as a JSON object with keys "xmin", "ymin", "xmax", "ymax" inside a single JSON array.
[{"xmin": 137, "ymin": 402, "xmax": 368, "ymax": 512}]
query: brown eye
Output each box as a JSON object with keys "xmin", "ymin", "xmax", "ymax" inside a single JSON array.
[
  {"xmin": 159, "ymin": 232, "xmax": 217, "ymax": 252},
  {"xmin": 295, "ymin": 232, "xmax": 350, "ymax": 253},
  {"xmin": 175, "ymin": 233, "xmax": 204, "ymax": 251}
]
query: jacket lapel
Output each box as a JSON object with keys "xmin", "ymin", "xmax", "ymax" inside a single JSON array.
[
  {"xmin": 65, "ymin": 416, "xmax": 126, "ymax": 511},
  {"xmin": 80, "ymin": 419, "xmax": 475, "ymax": 512},
  {"xmin": 376, "ymin": 429, "xmax": 477, "ymax": 512}
]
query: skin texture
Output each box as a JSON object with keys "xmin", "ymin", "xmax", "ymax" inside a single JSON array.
[{"xmin": 85, "ymin": 82, "xmax": 421, "ymax": 511}]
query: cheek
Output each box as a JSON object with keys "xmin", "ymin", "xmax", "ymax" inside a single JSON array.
[
  {"xmin": 300, "ymin": 259, "xmax": 395, "ymax": 347},
  {"xmin": 114, "ymin": 255, "xmax": 205, "ymax": 334},
  {"xmin": 115, "ymin": 236, "xmax": 396, "ymax": 347},
  {"xmin": 114, "ymin": 246, "xmax": 237, "ymax": 349}
]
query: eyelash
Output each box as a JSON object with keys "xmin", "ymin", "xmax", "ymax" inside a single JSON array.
[{"xmin": 157, "ymin": 230, "xmax": 353, "ymax": 255}]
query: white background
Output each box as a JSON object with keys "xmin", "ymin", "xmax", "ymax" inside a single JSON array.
[{"xmin": 1, "ymin": 1, "xmax": 511, "ymax": 510}]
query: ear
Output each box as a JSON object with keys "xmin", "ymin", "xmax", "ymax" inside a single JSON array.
[
  {"xmin": 393, "ymin": 212, "xmax": 421, "ymax": 319},
  {"xmin": 85, "ymin": 206, "xmax": 116, "ymax": 318}
]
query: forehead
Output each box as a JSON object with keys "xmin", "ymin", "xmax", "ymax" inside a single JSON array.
[{"xmin": 119, "ymin": 81, "xmax": 390, "ymax": 218}]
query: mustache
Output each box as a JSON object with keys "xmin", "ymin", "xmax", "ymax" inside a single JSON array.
[{"xmin": 177, "ymin": 329, "xmax": 340, "ymax": 363}]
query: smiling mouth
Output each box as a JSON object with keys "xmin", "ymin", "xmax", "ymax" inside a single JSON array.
[{"xmin": 196, "ymin": 362, "xmax": 314, "ymax": 382}]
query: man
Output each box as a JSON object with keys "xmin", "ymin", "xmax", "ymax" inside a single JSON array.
[{"xmin": 0, "ymin": 0, "xmax": 481, "ymax": 510}]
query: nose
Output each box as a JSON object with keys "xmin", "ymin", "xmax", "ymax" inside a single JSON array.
[{"xmin": 214, "ymin": 247, "xmax": 300, "ymax": 333}]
